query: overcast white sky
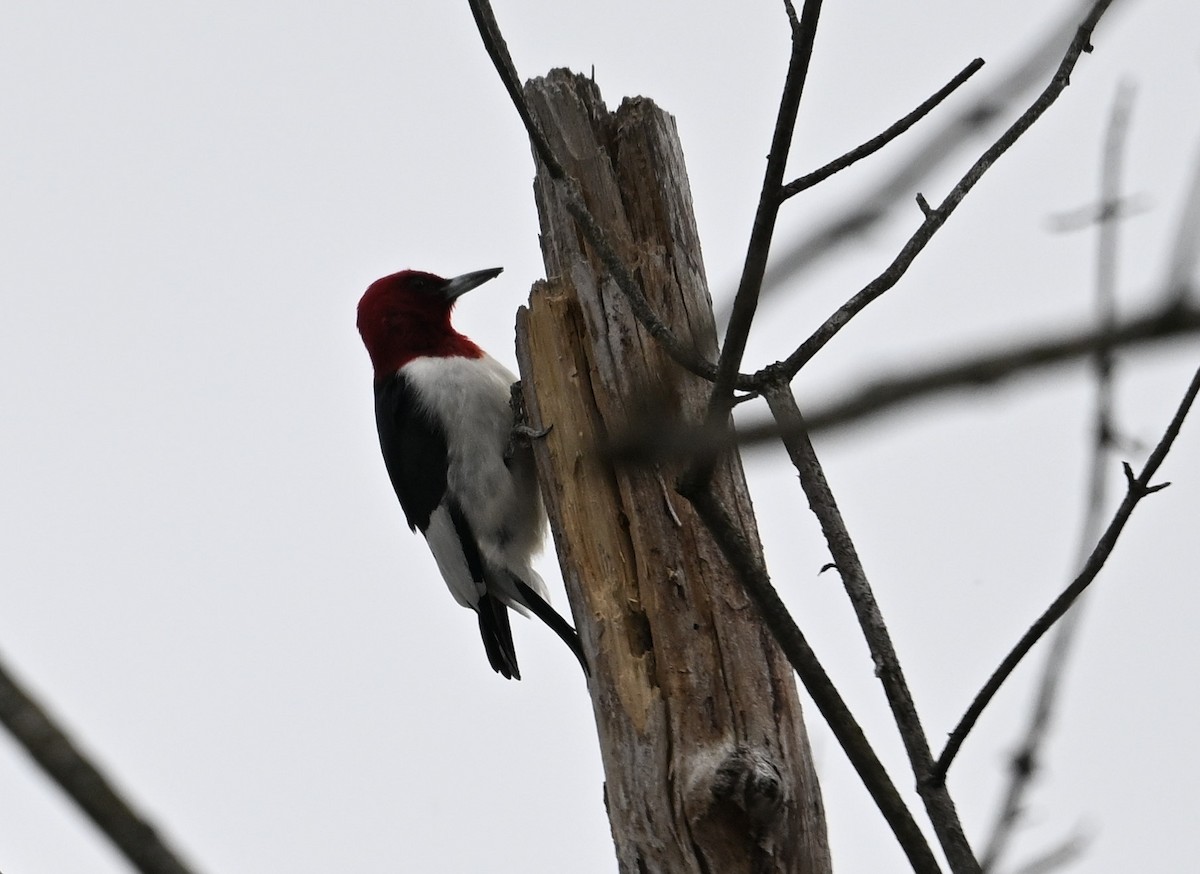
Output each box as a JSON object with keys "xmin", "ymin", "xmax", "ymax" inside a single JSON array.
[{"xmin": 1, "ymin": 2, "xmax": 1198, "ymax": 872}]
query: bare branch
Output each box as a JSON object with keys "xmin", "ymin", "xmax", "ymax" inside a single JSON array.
[
  {"xmin": 781, "ymin": 302, "xmax": 1200, "ymax": 438},
  {"xmin": 781, "ymin": 58, "xmax": 986, "ymax": 200},
  {"xmin": 465, "ymin": 0, "xmax": 561, "ymax": 176},
  {"xmin": 466, "ymin": 0, "xmax": 720, "ymax": 381},
  {"xmin": 760, "ymin": 382, "xmax": 979, "ymax": 874},
  {"xmin": 782, "ymin": 0, "xmax": 801, "ymax": 34},
  {"xmin": 692, "ymin": 0, "xmax": 824, "ymax": 478},
  {"xmin": 773, "ymin": 0, "xmax": 1122, "ymax": 380},
  {"xmin": 603, "ymin": 302, "xmax": 1200, "ymax": 463},
  {"xmin": 760, "ymin": 0, "xmax": 1122, "ymax": 298},
  {"xmin": 932, "ymin": 363, "xmax": 1200, "ymax": 783},
  {"xmin": 673, "ymin": 483, "xmax": 944, "ymax": 874},
  {"xmin": 979, "ymin": 82, "xmax": 1135, "ymax": 873},
  {"xmin": 0, "ymin": 653, "xmax": 202, "ymax": 874}
]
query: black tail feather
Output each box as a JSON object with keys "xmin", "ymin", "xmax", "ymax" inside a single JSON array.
[
  {"xmin": 477, "ymin": 594, "xmax": 520, "ymax": 680},
  {"xmin": 513, "ymin": 578, "xmax": 590, "ymax": 678}
]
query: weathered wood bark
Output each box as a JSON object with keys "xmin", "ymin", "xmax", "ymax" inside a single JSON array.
[{"xmin": 514, "ymin": 70, "xmax": 831, "ymax": 874}]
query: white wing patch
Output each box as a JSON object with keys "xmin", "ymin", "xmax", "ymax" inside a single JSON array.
[{"xmin": 423, "ymin": 505, "xmax": 484, "ymax": 609}]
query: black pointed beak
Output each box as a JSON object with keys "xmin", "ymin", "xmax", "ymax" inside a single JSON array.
[{"xmin": 441, "ymin": 267, "xmax": 503, "ymax": 302}]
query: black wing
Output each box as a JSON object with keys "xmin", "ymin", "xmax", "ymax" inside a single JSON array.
[
  {"xmin": 374, "ymin": 373, "xmax": 447, "ymax": 533},
  {"xmin": 449, "ymin": 502, "xmax": 522, "ymax": 679},
  {"xmin": 374, "ymin": 371, "xmax": 527, "ymax": 681}
]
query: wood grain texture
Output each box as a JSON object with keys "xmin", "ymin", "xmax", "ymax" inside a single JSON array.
[{"xmin": 515, "ymin": 70, "xmax": 830, "ymax": 874}]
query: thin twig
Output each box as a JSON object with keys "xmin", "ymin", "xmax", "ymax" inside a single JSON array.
[
  {"xmin": 979, "ymin": 82, "xmax": 1134, "ymax": 873},
  {"xmin": 0, "ymin": 653, "xmax": 202, "ymax": 874},
  {"xmin": 692, "ymin": 0, "xmax": 824, "ymax": 480},
  {"xmin": 781, "ymin": 58, "xmax": 985, "ymax": 200},
  {"xmin": 466, "ymin": 0, "xmax": 562, "ymax": 178},
  {"xmin": 778, "ymin": 302, "xmax": 1200, "ymax": 438},
  {"xmin": 466, "ymin": 0, "xmax": 720, "ymax": 381},
  {"xmin": 603, "ymin": 302, "xmax": 1200, "ymax": 463},
  {"xmin": 760, "ymin": 0, "xmax": 1120, "ymax": 296},
  {"xmin": 933, "ymin": 363, "xmax": 1200, "ymax": 783},
  {"xmin": 761, "ymin": 382, "xmax": 979, "ymax": 874},
  {"xmin": 674, "ymin": 483, "xmax": 944, "ymax": 874},
  {"xmin": 770, "ymin": 0, "xmax": 1121, "ymax": 380}
]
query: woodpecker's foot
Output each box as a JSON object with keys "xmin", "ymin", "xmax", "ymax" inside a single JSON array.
[
  {"xmin": 507, "ymin": 381, "xmax": 552, "ymax": 461},
  {"xmin": 506, "ymin": 422, "xmax": 553, "ymax": 463}
]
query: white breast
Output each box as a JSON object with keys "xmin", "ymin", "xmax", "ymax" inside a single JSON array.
[{"xmin": 400, "ymin": 355, "xmax": 549, "ymax": 610}]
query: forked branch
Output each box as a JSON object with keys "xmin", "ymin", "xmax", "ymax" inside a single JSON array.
[
  {"xmin": 979, "ymin": 81, "xmax": 1135, "ymax": 872},
  {"xmin": 696, "ymin": 0, "xmax": 824, "ymax": 462},
  {"xmin": 933, "ymin": 364, "xmax": 1200, "ymax": 782},
  {"xmin": 773, "ymin": 0, "xmax": 1122, "ymax": 381},
  {"xmin": 781, "ymin": 58, "xmax": 985, "ymax": 199},
  {"xmin": 761, "ymin": 382, "xmax": 978, "ymax": 874}
]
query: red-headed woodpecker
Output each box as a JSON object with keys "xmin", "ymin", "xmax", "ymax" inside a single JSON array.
[{"xmin": 356, "ymin": 267, "xmax": 587, "ymax": 680}]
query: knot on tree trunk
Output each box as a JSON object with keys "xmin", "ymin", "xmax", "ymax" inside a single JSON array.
[{"xmin": 685, "ymin": 743, "xmax": 787, "ymax": 827}]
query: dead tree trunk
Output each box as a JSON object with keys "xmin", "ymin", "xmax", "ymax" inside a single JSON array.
[{"xmin": 514, "ymin": 70, "xmax": 831, "ymax": 874}]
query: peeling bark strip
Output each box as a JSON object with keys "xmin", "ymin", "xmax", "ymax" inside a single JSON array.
[{"xmin": 515, "ymin": 69, "xmax": 831, "ymax": 874}]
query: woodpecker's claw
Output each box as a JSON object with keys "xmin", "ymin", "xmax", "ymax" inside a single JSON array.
[
  {"xmin": 506, "ymin": 422, "xmax": 553, "ymax": 463},
  {"xmin": 506, "ymin": 381, "xmax": 552, "ymax": 461},
  {"xmin": 513, "ymin": 423, "xmax": 553, "ymax": 440}
]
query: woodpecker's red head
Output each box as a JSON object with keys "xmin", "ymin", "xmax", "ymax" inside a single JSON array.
[{"xmin": 357, "ymin": 267, "xmax": 502, "ymax": 378}]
